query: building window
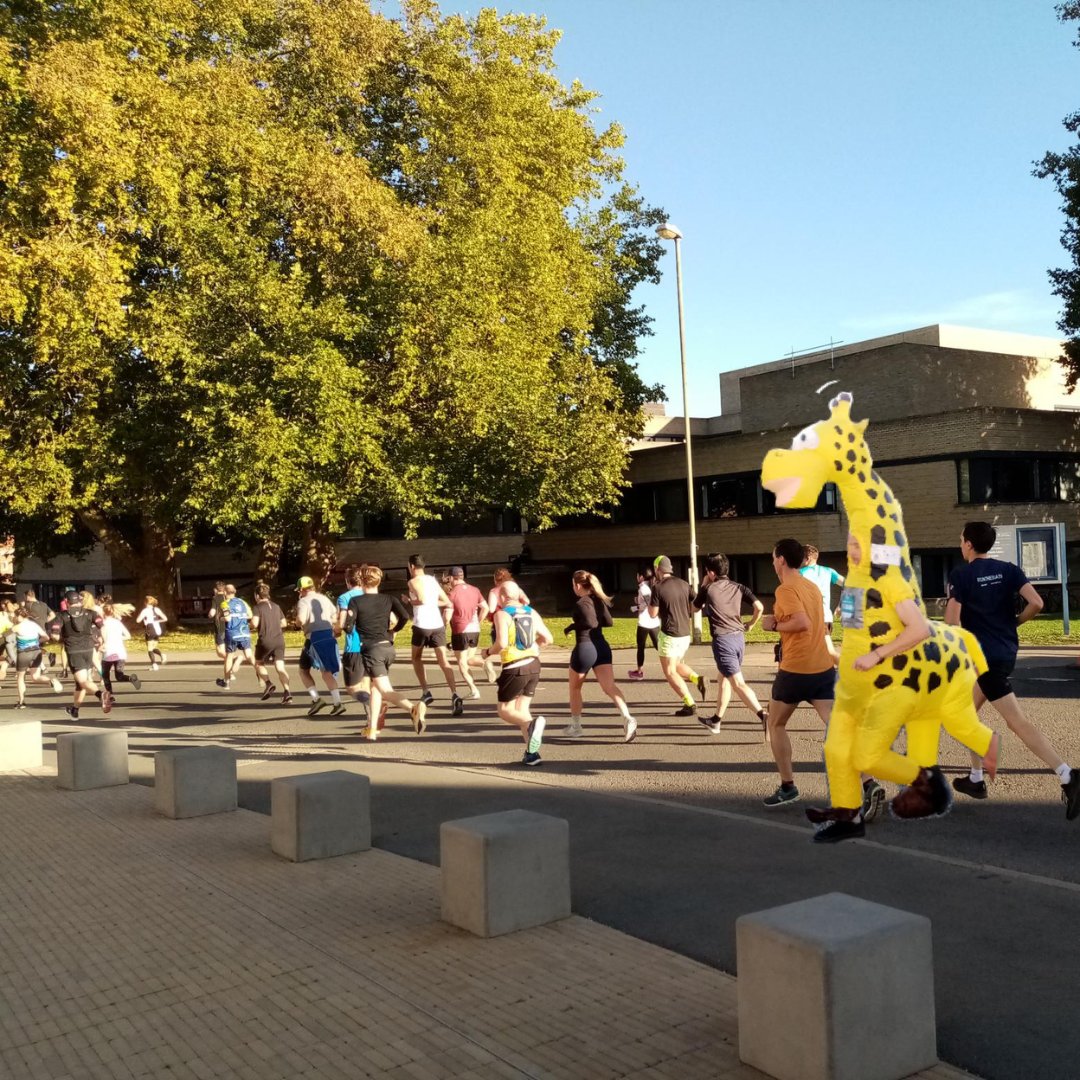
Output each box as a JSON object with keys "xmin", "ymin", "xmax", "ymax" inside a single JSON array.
[{"xmin": 957, "ymin": 455, "xmax": 1080, "ymax": 504}]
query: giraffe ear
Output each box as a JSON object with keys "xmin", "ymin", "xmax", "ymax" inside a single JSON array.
[
  {"xmin": 856, "ymin": 418, "xmax": 868, "ymax": 434},
  {"xmin": 838, "ymin": 391, "xmax": 853, "ymax": 403}
]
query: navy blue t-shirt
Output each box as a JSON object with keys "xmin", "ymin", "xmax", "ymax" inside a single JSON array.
[{"xmin": 947, "ymin": 557, "xmax": 1028, "ymax": 662}]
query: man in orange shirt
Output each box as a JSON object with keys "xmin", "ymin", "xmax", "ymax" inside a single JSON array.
[{"xmin": 761, "ymin": 538, "xmax": 836, "ymax": 807}]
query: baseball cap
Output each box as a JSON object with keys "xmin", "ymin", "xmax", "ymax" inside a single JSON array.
[
  {"xmin": 450, "ymin": 566, "xmax": 464, "ymax": 578},
  {"xmin": 295, "ymin": 575, "xmax": 315, "ymax": 591},
  {"xmin": 64, "ymin": 589, "xmax": 82, "ymax": 607},
  {"xmin": 654, "ymin": 555, "xmax": 673, "ymax": 574}
]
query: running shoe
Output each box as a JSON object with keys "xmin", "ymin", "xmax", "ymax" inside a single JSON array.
[
  {"xmin": 161, "ymin": 654, "xmax": 168, "ymax": 665},
  {"xmin": 627, "ymin": 669, "xmax": 644, "ymax": 681},
  {"xmin": 522, "ymin": 750, "xmax": 542, "ymax": 766},
  {"xmin": 562, "ymin": 719, "xmax": 584, "ymax": 738},
  {"xmin": 695, "ymin": 674, "xmax": 709, "ymax": 701},
  {"xmin": 50, "ymin": 676, "xmax": 63, "ymax": 694},
  {"xmin": 469, "ymin": 688, "xmax": 481, "ymax": 700},
  {"xmin": 674, "ymin": 704, "xmax": 697, "ymax": 717},
  {"xmin": 229, "ymin": 672, "xmax": 237, "ymax": 682},
  {"xmin": 15, "ymin": 701, "xmax": 26, "ymax": 709},
  {"xmin": 150, "ymin": 663, "xmax": 159, "ymax": 672},
  {"xmin": 812, "ymin": 818, "xmax": 866, "ymax": 844},
  {"xmin": 307, "ymin": 698, "xmax": 326, "ymax": 717},
  {"xmin": 129, "ymin": 674, "xmax": 142, "ymax": 691},
  {"xmin": 215, "ymin": 678, "xmax": 228, "ymax": 689},
  {"xmin": 451, "ymin": 694, "xmax": 464, "ymax": 717},
  {"xmin": 483, "ymin": 656, "xmax": 498, "ymax": 684},
  {"xmin": 420, "ymin": 689, "xmax": 434, "ymax": 706},
  {"xmin": 861, "ymin": 779, "xmax": 886, "ymax": 822},
  {"xmin": 378, "ymin": 703, "xmax": 388, "ymax": 729},
  {"xmin": 281, "ymin": 692, "xmax": 293, "ymax": 705},
  {"xmin": 101, "ymin": 691, "xmax": 113, "ymax": 715},
  {"xmin": 952, "ymin": 776, "xmax": 988, "ymax": 800},
  {"xmin": 698, "ymin": 714, "xmax": 722, "ymax": 735},
  {"xmin": 1062, "ymin": 768, "xmax": 1080, "ymax": 821},
  {"xmin": 526, "ymin": 715, "xmax": 546, "ymax": 756},
  {"xmin": 329, "ymin": 703, "xmax": 346, "ymax": 717},
  {"xmin": 64, "ymin": 706, "xmax": 79, "ymax": 721},
  {"xmin": 763, "ymin": 784, "xmax": 800, "ymax": 808},
  {"xmin": 623, "ymin": 716, "xmax": 637, "ymax": 744},
  {"xmin": 412, "ymin": 700, "xmax": 427, "ymax": 734},
  {"xmin": 260, "ymin": 682, "xmax": 276, "ymax": 701}
]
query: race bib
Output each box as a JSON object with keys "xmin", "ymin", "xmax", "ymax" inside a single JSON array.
[
  {"xmin": 870, "ymin": 543, "xmax": 902, "ymax": 566},
  {"xmin": 839, "ymin": 586, "xmax": 865, "ymax": 630}
]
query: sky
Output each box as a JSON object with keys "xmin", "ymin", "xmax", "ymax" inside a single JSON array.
[{"xmin": 420, "ymin": 1, "xmax": 1079, "ymax": 415}]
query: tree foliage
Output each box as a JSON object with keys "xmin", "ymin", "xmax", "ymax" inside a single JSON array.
[
  {"xmin": 0, "ymin": 0, "xmax": 664, "ymax": 600},
  {"xmin": 1036, "ymin": 2, "xmax": 1080, "ymax": 389}
]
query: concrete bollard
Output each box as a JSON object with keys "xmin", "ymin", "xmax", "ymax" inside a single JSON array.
[
  {"xmin": 0, "ymin": 720, "xmax": 44, "ymax": 771},
  {"xmin": 154, "ymin": 746, "xmax": 237, "ymax": 819},
  {"xmin": 440, "ymin": 809, "xmax": 571, "ymax": 938},
  {"xmin": 737, "ymin": 891, "xmax": 936, "ymax": 1080},
  {"xmin": 271, "ymin": 770, "xmax": 371, "ymax": 862},
  {"xmin": 56, "ymin": 731, "xmax": 129, "ymax": 791}
]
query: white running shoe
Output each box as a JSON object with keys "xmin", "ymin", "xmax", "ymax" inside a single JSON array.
[
  {"xmin": 483, "ymin": 656, "xmax": 498, "ymax": 684},
  {"xmin": 50, "ymin": 677, "xmax": 63, "ymax": 694},
  {"xmin": 150, "ymin": 663, "xmax": 159, "ymax": 672},
  {"xmin": 623, "ymin": 717, "xmax": 637, "ymax": 744},
  {"xmin": 470, "ymin": 688, "xmax": 481, "ymax": 700},
  {"xmin": 563, "ymin": 719, "xmax": 584, "ymax": 738}
]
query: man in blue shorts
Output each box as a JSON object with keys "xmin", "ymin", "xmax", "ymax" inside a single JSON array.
[
  {"xmin": 295, "ymin": 576, "xmax": 345, "ymax": 717},
  {"xmin": 215, "ymin": 584, "xmax": 258, "ymax": 690},
  {"xmin": 946, "ymin": 521, "xmax": 1080, "ymax": 818},
  {"xmin": 693, "ymin": 553, "xmax": 768, "ymax": 735}
]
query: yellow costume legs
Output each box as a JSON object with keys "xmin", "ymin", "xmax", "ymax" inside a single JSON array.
[
  {"xmin": 823, "ymin": 696, "xmax": 863, "ymax": 810},
  {"xmin": 850, "ymin": 693, "xmax": 921, "ymax": 789},
  {"xmin": 938, "ymin": 692, "xmax": 995, "ymax": 758}
]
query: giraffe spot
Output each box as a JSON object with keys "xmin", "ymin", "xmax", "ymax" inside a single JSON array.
[
  {"xmin": 877, "ymin": 505, "xmax": 886, "ymax": 518},
  {"xmin": 893, "ymin": 530, "xmax": 905, "ymax": 547},
  {"xmin": 901, "ymin": 667, "xmax": 922, "ymax": 692},
  {"xmin": 964, "ymin": 659, "xmax": 972, "ymax": 670},
  {"xmin": 866, "ymin": 488, "xmax": 878, "ymax": 498},
  {"xmin": 943, "ymin": 629, "xmax": 955, "ymax": 642},
  {"xmin": 884, "ymin": 490, "xmax": 894, "ymax": 503},
  {"xmin": 891, "ymin": 654, "xmax": 908, "ymax": 671},
  {"xmin": 871, "ymin": 470, "xmax": 882, "ymax": 483},
  {"xmin": 860, "ymin": 454, "xmax": 868, "ymax": 463},
  {"xmin": 834, "ymin": 425, "xmax": 843, "ymax": 434},
  {"xmin": 848, "ymin": 433, "xmax": 856, "ymax": 442},
  {"xmin": 869, "ymin": 621, "xmax": 891, "ymax": 638},
  {"xmin": 946, "ymin": 655, "xmax": 960, "ymax": 681},
  {"xmin": 927, "ymin": 672, "xmax": 941, "ymax": 693},
  {"xmin": 871, "ymin": 525, "xmax": 886, "ymax": 544},
  {"xmin": 923, "ymin": 640, "xmax": 942, "ymax": 663},
  {"xmin": 890, "ymin": 512, "xmax": 900, "ymax": 522},
  {"xmin": 901, "ymin": 563, "xmax": 913, "ymax": 582},
  {"xmin": 835, "ymin": 461, "xmax": 843, "ymax": 471},
  {"xmin": 848, "ymin": 465, "xmax": 857, "ymax": 475},
  {"xmin": 867, "ymin": 589, "xmax": 883, "ymax": 609},
  {"xmin": 846, "ymin": 450, "xmax": 857, "ymax": 462},
  {"xmin": 912, "ymin": 649, "xmax": 922, "ymax": 661},
  {"xmin": 870, "ymin": 564, "xmax": 887, "ymax": 581},
  {"xmin": 874, "ymin": 674, "xmax": 893, "ymax": 689},
  {"xmin": 834, "ymin": 442, "xmax": 842, "ymax": 450},
  {"xmin": 958, "ymin": 638, "xmax": 968, "ymax": 653},
  {"xmin": 857, "ymin": 472, "xmax": 866, "ymax": 483}
]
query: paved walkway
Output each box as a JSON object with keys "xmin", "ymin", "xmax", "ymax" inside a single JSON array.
[{"xmin": 0, "ymin": 769, "xmax": 974, "ymax": 1080}]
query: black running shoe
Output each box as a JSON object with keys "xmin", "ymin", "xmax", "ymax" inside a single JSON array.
[
  {"xmin": 763, "ymin": 784, "xmax": 800, "ymax": 808},
  {"xmin": 451, "ymin": 694, "xmax": 464, "ymax": 717},
  {"xmin": 307, "ymin": 698, "xmax": 327, "ymax": 717},
  {"xmin": 952, "ymin": 775, "xmax": 988, "ymax": 800},
  {"xmin": 1063, "ymin": 768, "xmax": 1080, "ymax": 821},
  {"xmin": 695, "ymin": 674, "xmax": 709, "ymax": 702},
  {"xmin": 697, "ymin": 714, "xmax": 722, "ymax": 734},
  {"xmin": 64, "ymin": 706, "xmax": 79, "ymax": 721},
  {"xmin": 260, "ymin": 682, "xmax": 276, "ymax": 701},
  {"xmin": 674, "ymin": 703, "xmax": 697, "ymax": 717},
  {"xmin": 812, "ymin": 818, "xmax": 866, "ymax": 844},
  {"xmin": 129, "ymin": 674, "xmax": 142, "ymax": 690},
  {"xmin": 329, "ymin": 703, "xmax": 346, "ymax": 717},
  {"xmin": 861, "ymin": 779, "xmax": 886, "ymax": 823}
]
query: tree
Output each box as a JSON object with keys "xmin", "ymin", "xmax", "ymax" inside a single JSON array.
[
  {"xmin": 1036, "ymin": 2, "xmax": 1080, "ymax": 389},
  {"xmin": 0, "ymin": 0, "xmax": 662, "ymax": 602}
]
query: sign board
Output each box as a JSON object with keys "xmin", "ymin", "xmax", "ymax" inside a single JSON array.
[{"xmin": 986, "ymin": 523, "xmax": 1064, "ymax": 585}]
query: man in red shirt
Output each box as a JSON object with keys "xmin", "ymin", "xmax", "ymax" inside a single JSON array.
[{"xmin": 447, "ymin": 566, "xmax": 495, "ymax": 700}]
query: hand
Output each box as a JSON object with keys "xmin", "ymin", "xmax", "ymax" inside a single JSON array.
[
  {"xmin": 854, "ymin": 650, "xmax": 881, "ymax": 672},
  {"xmin": 563, "ymin": 625, "xmax": 573, "ymax": 636},
  {"xmin": 761, "ymin": 615, "xmax": 777, "ymax": 632}
]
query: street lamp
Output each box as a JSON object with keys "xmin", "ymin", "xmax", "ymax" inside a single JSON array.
[{"xmin": 655, "ymin": 222, "xmax": 702, "ymax": 641}]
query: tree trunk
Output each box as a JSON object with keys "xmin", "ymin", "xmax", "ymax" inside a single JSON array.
[
  {"xmin": 300, "ymin": 515, "xmax": 338, "ymax": 589},
  {"xmin": 255, "ymin": 532, "xmax": 284, "ymax": 587}
]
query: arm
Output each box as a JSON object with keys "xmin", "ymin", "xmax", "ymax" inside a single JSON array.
[
  {"xmin": 854, "ymin": 598, "xmax": 931, "ymax": 672},
  {"xmin": 745, "ymin": 599, "xmax": 764, "ymax": 632},
  {"xmin": 477, "ymin": 597, "xmax": 490, "ymax": 623},
  {"xmin": 487, "ymin": 609, "xmax": 510, "ymax": 656},
  {"xmin": 943, "ymin": 598, "xmax": 962, "ymax": 626},
  {"xmin": 533, "ymin": 614, "xmax": 554, "ymax": 647},
  {"xmin": 437, "ymin": 587, "xmax": 453, "ymax": 612},
  {"xmin": 389, "ymin": 596, "xmax": 411, "ymax": 635},
  {"xmin": 251, "ymin": 613, "xmax": 261, "ymax": 630},
  {"xmin": 1017, "ymin": 581, "xmax": 1044, "ymax": 625},
  {"xmin": 766, "ymin": 610, "xmax": 811, "ymax": 634}
]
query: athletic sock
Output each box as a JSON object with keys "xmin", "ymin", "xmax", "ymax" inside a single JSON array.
[
  {"xmin": 780, "ymin": 781, "xmax": 796, "ymax": 792},
  {"xmin": 685, "ymin": 668, "xmax": 699, "ymax": 681},
  {"xmin": 969, "ymin": 767, "xmax": 984, "ymax": 783},
  {"xmin": 1055, "ymin": 763, "xmax": 1073, "ymax": 784},
  {"xmin": 682, "ymin": 694, "xmax": 695, "ymax": 707},
  {"xmin": 330, "ymin": 689, "xmax": 341, "ymax": 705},
  {"xmin": 307, "ymin": 688, "xmax": 319, "ymax": 702}
]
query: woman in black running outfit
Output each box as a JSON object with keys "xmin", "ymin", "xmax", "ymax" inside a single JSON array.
[{"xmin": 563, "ymin": 571, "xmax": 637, "ymax": 743}]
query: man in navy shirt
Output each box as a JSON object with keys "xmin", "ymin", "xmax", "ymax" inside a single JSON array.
[{"xmin": 946, "ymin": 521, "xmax": 1079, "ymax": 819}]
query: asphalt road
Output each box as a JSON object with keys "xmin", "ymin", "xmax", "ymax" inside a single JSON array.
[{"xmin": 21, "ymin": 642, "xmax": 1080, "ymax": 1080}]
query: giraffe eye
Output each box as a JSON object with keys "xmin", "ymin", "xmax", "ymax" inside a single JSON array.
[{"xmin": 791, "ymin": 425, "xmax": 820, "ymax": 451}]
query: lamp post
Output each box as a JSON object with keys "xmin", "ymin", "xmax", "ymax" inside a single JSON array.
[{"xmin": 655, "ymin": 222, "xmax": 701, "ymax": 642}]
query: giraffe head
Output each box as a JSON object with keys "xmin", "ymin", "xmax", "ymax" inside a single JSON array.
[{"xmin": 761, "ymin": 391, "xmax": 870, "ymax": 509}]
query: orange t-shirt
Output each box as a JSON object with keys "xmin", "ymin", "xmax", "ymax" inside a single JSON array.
[{"xmin": 773, "ymin": 574, "xmax": 833, "ymax": 674}]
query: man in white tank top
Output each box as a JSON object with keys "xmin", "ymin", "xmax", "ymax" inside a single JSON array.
[{"xmin": 408, "ymin": 554, "xmax": 461, "ymax": 714}]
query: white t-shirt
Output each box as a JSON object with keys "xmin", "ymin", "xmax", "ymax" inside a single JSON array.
[
  {"xmin": 100, "ymin": 617, "xmax": 130, "ymax": 661},
  {"xmin": 14, "ymin": 619, "xmax": 47, "ymax": 651},
  {"xmin": 296, "ymin": 592, "xmax": 335, "ymax": 635},
  {"xmin": 635, "ymin": 582, "xmax": 661, "ymax": 629},
  {"xmin": 136, "ymin": 605, "xmax": 167, "ymax": 637},
  {"xmin": 410, "ymin": 574, "xmax": 445, "ymax": 631}
]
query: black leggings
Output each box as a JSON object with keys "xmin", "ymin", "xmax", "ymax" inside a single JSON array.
[
  {"xmin": 102, "ymin": 659, "xmax": 134, "ymax": 693},
  {"xmin": 636, "ymin": 626, "xmax": 659, "ymax": 669}
]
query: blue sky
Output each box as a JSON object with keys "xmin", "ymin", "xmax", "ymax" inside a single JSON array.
[{"xmin": 423, "ymin": 1, "xmax": 1078, "ymax": 415}]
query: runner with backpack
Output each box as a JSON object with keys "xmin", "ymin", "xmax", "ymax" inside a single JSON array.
[
  {"xmin": 135, "ymin": 596, "xmax": 168, "ymax": 670},
  {"xmin": 58, "ymin": 591, "xmax": 109, "ymax": 719}
]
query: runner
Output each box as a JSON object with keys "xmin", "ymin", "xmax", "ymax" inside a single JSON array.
[
  {"xmin": 295, "ymin": 575, "xmax": 345, "ymax": 717},
  {"xmin": 563, "ymin": 571, "xmax": 637, "ymax": 743},
  {"xmin": 58, "ymin": 591, "xmax": 108, "ymax": 719},
  {"xmin": 447, "ymin": 566, "xmax": 496, "ymax": 697},
  {"xmin": 12, "ymin": 606, "xmax": 62, "ymax": 706},
  {"xmin": 335, "ymin": 565, "xmax": 369, "ymax": 713},
  {"xmin": 483, "ymin": 581, "xmax": 552, "ymax": 765},
  {"xmin": 344, "ymin": 564, "xmax": 423, "ymax": 739},
  {"xmin": 627, "ymin": 567, "xmax": 660, "ymax": 681},
  {"xmin": 214, "ymin": 584, "xmax": 258, "ymax": 690},
  {"xmin": 22, "ymin": 587, "xmax": 59, "ymax": 671},
  {"xmin": 251, "ymin": 583, "xmax": 291, "ymax": 704},
  {"xmin": 208, "ymin": 581, "xmax": 227, "ymax": 663},
  {"xmin": 0, "ymin": 599, "xmax": 16, "ymax": 683},
  {"xmin": 407, "ymin": 554, "xmax": 462, "ymax": 715},
  {"xmin": 135, "ymin": 596, "xmax": 168, "ymax": 670},
  {"xmin": 799, "ymin": 544, "xmax": 843, "ymax": 664},
  {"xmin": 761, "ymin": 538, "xmax": 836, "ymax": 808},
  {"xmin": 648, "ymin": 556, "xmax": 708, "ymax": 716},
  {"xmin": 946, "ymin": 521, "xmax": 1080, "ymax": 818},
  {"xmin": 693, "ymin": 553, "xmax": 769, "ymax": 735},
  {"xmin": 100, "ymin": 603, "xmax": 143, "ymax": 698}
]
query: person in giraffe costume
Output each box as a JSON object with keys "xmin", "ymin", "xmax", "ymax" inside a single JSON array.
[{"xmin": 761, "ymin": 392, "xmax": 1000, "ymax": 843}]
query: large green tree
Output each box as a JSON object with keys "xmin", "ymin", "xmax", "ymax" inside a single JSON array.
[
  {"xmin": 0, "ymin": 0, "xmax": 662, "ymax": 604},
  {"xmin": 1037, "ymin": 2, "xmax": 1080, "ymax": 388}
]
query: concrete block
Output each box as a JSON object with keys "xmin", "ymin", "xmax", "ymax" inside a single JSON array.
[
  {"xmin": 56, "ymin": 731, "xmax": 129, "ymax": 791},
  {"xmin": 440, "ymin": 809, "xmax": 571, "ymax": 937},
  {"xmin": 0, "ymin": 720, "xmax": 43, "ymax": 771},
  {"xmin": 271, "ymin": 770, "xmax": 371, "ymax": 862},
  {"xmin": 737, "ymin": 891, "xmax": 936, "ymax": 1080},
  {"xmin": 154, "ymin": 746, "xmax": 237, "ymax": 819}
]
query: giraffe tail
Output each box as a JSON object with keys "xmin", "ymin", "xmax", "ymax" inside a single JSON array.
[{"xmin": 958, "ymin": 628, "xmax": 988, "ymax": 676}]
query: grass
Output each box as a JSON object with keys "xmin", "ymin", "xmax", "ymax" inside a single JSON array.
[{"xmin": 148, "ymin": 613, "xmax": 1080, "ymax": 652}]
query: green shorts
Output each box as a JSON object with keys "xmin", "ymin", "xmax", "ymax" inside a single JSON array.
[{"xmin": 657, "ymin": 632, "xmax": 691, "ymax": 661}]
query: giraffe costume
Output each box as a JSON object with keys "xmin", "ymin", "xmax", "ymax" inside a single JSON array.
[{"xmin": 761, "ymin": 392, "xmax": 997, "ymax": 820}]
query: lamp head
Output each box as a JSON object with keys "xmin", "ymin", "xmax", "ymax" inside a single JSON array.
[{"xmin": 655, "ymin": 223, "xmax": 683, "ymax": 241}]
